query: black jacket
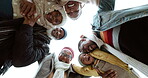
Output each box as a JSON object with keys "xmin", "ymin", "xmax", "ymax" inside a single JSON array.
[{"xmin": 0, "ymin": 18, "xmax": 50, "ymax": 75}]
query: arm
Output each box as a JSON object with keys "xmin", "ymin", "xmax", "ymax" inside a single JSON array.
[
  {"xmin": 92, "ymin": 0, "xmax": 115, "ymax": 31},
  {"xmin": 98, "ymin": 0, "xmax": 115, "ymax": 12},
  {"xmin": 12, "ymin": 15, "xmax": 50, "ymax": 67}
]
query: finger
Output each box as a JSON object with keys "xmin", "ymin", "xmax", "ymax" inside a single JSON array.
[
  {"xmin": 102, "ymin": 70, "xmax": 114, "ymax": 77},
  {"xmin": 28, "ymin": 5, "xmax": 36, "ymax": 16},
  {"xmin": 23, "ymin": 5, "xmax": 32, "ymax": 16},
  {"xmin": 20, "ymin": 3, "xmax": 25, "ymax": 14},
  {"xmin": 107, "ymin": 71, "xmax": 116, "ymax": 77},
  {"xmin": 34, "ymin": 15, "xmax": 41, "ymax": 22},
  {"xmin": 20, "ymin": 4, "xmax": 28, "ymax": 15},
  {"xmin": 23, "ymin": 15, "xmax": 28, "ymax": 20}
]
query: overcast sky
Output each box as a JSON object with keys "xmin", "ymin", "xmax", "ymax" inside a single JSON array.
[{"xmin": 1, "ymin": 0, "xmax": 148, "ymax": 78}]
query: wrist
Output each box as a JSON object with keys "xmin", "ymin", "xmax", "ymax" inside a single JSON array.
[{"xmin": 23, "ymin": 21, "xmax": 34, "ymax": 27}]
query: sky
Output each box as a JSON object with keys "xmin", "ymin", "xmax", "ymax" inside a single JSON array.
[{"xmin": 1, "ymin": 0, "xmax": 148, "ymax": 78}]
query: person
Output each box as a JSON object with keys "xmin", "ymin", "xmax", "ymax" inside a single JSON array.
[
  {"xmin": 77, "ymin": 50, "xmax": 139, "ymax": 78},
  {"xmin": 35, "ymin": 47, "xmax": 77, "ymax": 78},
  {"xmin": 91, "ymin": 0, "xmax": 148, "ymax": 64},
  {"xmin": 12, "ymin": 0, "xmax": 67, "ymax": 29},
  {"xmin": 77, "ymin": 0, "xmax": 148, "ymax": 76},
  {"xmin": 35, "ymin": 47, "xmax": 117, "ymax": 78},
  {"xmin": 0, "ymin": 2, "xmax": 67, "ymax": 76},
  {"xmin": 64, "ymin": 1, "xmax": 83, "ymax": 20}
]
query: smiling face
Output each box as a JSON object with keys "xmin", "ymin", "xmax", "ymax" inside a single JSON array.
[
  {"xmin": 78, "ymin": 38, "xmax": 98, "ymax": 53},
  {"xmin": 79, "ymin": 53, "xmax": 95, "ymax": 65},
  {"xmin": 64, "ymin": 1, "xmax": 82, "ymax": 19},
  {"xmin": 45, "ymin": 10, "xmax": 63, "ymax": 25},
  {"xmin": 51, "ymin": 27, "xmax": 65, "ymax": 40},
  {"xmin": 58, "ymin": 49, "xmax": 73, "ymax": 64}
]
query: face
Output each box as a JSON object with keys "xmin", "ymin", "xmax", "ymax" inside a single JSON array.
[
  {"xmin": 79, "ymin": 38, "xmax": 98, "ymax": 53},
  {"xmin": 79, "ymin": 53, "xmax": 95, "ymax": 65},
  {"xmin": 51, "ymin": 27, "xmax": 64, "ymax": 40},
  {"xmin": 59, "ymin": 49, "xmax": 73, "ymax": 63},
  {"xmin": 64, "ymin": 1, "xmax": 81, "ymax": 18},
  {"xmin": 45, "ymin": 10, "xmax": 63, "ymax": 25}
]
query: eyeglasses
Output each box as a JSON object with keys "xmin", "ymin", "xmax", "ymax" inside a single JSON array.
[{"xmin": 60, "ymin": 52, "xmax": 72, "ymax": 59}]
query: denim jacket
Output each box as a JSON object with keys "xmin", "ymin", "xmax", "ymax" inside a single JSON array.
[{"xmin": 92, "ymin": 0, "xmax": 148, "ymax": 31}]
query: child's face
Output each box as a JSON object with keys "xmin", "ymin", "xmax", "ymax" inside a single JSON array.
[
  {"xmin": 45, "ymin": 10, "xmax": 63, "ymax": 25},
  {"xmin": 51, "ymin": 27, "xmax": 65, "ymax": 40},
  {"xmin": 79, "ymin": 53, "xmax": 95, "ymax": 65},
  {"xmin": 64, "ymin": 1, "xmax": 81, "ymax": 18}
]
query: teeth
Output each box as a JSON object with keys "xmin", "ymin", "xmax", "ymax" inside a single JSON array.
[
  {"xmin": 89, "ymin": 46, "xmax": 93, "ymax": 50},
  {"xmin": 68, "ymin": 4, "xmax": 75, "ymax": 7}
]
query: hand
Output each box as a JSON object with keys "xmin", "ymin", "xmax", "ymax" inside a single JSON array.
[
  {"xmin": 20, "ymin": 0, "xmax": 36, "ymax": 16},
  {"xmin": 23, "ymin": 14, "xmax": 41, "ymax": 27},
  {"xmin": 101, "ymin": 69, "xmax": 117, "ymax": 78}
]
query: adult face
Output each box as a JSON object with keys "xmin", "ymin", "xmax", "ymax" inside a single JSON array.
[
  {"xmin": 58, "ymin": 49, "xmax": 73, "ymax": 64},
  {"xmin": 45, "ymin": 10, "xmax": 63, "ymax": 25},
  {"xmin": 79, "ymin": 38, "xmax": 98, "ymax": 53},
  {"xmin": 79, "ymin": 53, "xmax": 95, "ymax": 65},
  {"xmin": 51, "ymin": 27, "xmax": 65, "ymax": 40},
  {"xmin": 64, "ymin": 1, "xmax": 81, "ymax": 18}
]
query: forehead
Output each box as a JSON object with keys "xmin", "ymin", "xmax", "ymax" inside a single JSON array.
[
  {"xmin": 80, "ymin": 38, "xmax": 90, "ymax": 46},
  {"xmin": 53, "ymin": 28, "xmax": 64, "ymax": 38},
  {"xmin": 80, "ymin": 53, "xmax": 87, "ymax": 60},
  {"xmin": 60, "ymin": 49, "xmax": 72, "ymax": 56}
]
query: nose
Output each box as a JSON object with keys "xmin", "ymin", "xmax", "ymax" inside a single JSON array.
[{"xmin": 84, "ymin": 46, "xmax": 89, "ymax": 52}]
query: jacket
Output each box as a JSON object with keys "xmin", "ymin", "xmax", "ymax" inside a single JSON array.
[
  {"xmin": 35, "ymin": 53, "xmax": 90, "ymax": 78},
  {"xmin": 0, "ymin": 18, "xmax": 50, "ymax": 75},
  {"xmin": 92, "ymin": 0, "xmax": 148, "ymax": 31}
]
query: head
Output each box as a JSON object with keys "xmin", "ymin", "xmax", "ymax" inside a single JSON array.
[
  {"xmin": 78, "ymin": 35, "xmax": 98, "ymax": 53},
  {"xmin": 45, "ymin": 9, "xmax": 67, "ymax": 26},
  {"xmin": 79, "ymin": 53, "xmax": 95, "ymax": 66},
  {"xmin": 64, "ymin": 1, "xmax": 83, "ymax": 20},
  {"xmin": 46, "ymin": 27, "xmax": 67, "ymax": 40},
  {"xmin": 58, "ymin": 47, "xmax": 74, "ymax": 64}
]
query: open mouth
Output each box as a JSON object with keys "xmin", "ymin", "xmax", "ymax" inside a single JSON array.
[
  {"xmin": 68, "ymin": 3, "xmax": 75, "ymax": 7},
  {"xmin": 87, "ymin": 56, "xmax": 90, "ymax": 61}
]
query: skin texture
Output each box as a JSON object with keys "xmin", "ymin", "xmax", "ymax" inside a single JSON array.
[
  {"xmin": 58, "ymin": 49, "xmax": 73, "ymax": 64},
  {"xmin": 79, "ymin": 38, "xmax": 98, "ymax": 53},
  {"xmin": 20, "ymin": 0, "xmax": 36, "ymax": 16},
  {"xmin": 79, "ymin": 53, "xmax": 95, "ymax": 65},
  {"xmin": 51, "ymin": 27, "xmax": 64, "ymax": 40},
  {"xmin": 45, "ymin": 10, "xmax": 63, "ymax": 25},
  {"xmin": 64, "ymin": 1, "xmax": 81, "ymax": 18},
  {"xmin": 23, "ymin": 14, "xmax": 41, "ymax": 26}
]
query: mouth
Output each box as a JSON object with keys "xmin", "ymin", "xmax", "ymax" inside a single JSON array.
[
  {"xmin": 45, "ymin": 14, "xmax": 52, "ymax": 23},
  {"xmin": 68, "ymin": 4, "xmax": 75, "ymax": 7}
]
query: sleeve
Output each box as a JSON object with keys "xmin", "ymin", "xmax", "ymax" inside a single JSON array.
[
  {"xmin": 98, "ymin": 0, "xmax": 115, "ymax": 12},
  {"xmin": 91, "ymin": 0, "xmax": 115, "ymax": 31},
  {"xmin": 12, "ymin": 24, "xmax": 50, "ymax": 67},
  {"xmin": 35, "ymin": 54, "xmax": 54, "ymax": 78}
]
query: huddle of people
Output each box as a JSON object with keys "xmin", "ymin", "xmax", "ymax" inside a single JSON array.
[{"xmin": 0, "ymin": 0, "xmax": 148, "ymax": 78}]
